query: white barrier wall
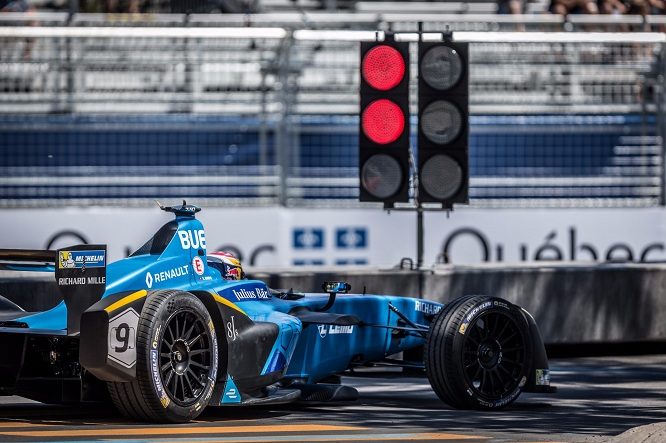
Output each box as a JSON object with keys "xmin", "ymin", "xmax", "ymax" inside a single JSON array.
[
  {"xmin": 425, "ymin": 208, "xmax": 666, "ymax": 265},
  {"xmin": 0, "ymin": 207, "xmax": 665, "ymax": 267}
]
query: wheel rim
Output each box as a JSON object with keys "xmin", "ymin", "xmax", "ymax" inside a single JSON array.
[
  {"xmin": 159, "ymin": 309, "xmax": 213, "ymax": 406},
  {"xmin": 461, "ymin": 311, "xmax": 526, "ymax": 400}
]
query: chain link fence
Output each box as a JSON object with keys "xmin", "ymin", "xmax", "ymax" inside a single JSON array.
[{"xmin": 0, "ymin": 16, "xmax": 664, "ymax": 208}]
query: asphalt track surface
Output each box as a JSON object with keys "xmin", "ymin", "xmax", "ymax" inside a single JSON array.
[{"xmin": 0, "ymin": 355, "xmax": 665, "ymax": 443}]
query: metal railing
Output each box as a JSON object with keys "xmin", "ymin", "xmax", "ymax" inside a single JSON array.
[{"xmin": 0, "ymin": 16, "xmax": 664, "ymax": 208}]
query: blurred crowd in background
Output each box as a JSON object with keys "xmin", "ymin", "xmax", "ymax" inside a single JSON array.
[
  {"xmin": 1, "ymin": 0, "xmax": 255, "ymax": 14},
  {"xmin": 500, "ymin": 0, "xmax": 664, "ymax": 16},
  {"xmin": 1, "ymin": 0, "xmax": 666, "ymax": 18},
  {"xmin": 555, "ymin": 0, "xmax": 661, "ymax": 17},
  {"xmin": 0, "ymin": 0, "xmax": 257, "ymax": 14}
]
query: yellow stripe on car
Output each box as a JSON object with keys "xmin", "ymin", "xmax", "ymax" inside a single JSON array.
[
  {"xmin": 104, "ymin": 289, "xmax": 148, "ymax": 313},
  {"xmin": 211, "ymin": 292, "xmax": 247, "ymax": 315}
]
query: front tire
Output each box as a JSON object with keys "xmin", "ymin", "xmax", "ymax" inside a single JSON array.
[
  {"xmin": 108, "ymin": 290, "xmax": 218, "ymax": 422},
  {"xmin": 425, "ymin": 295, "xmax": 532, "ymax": 409}
]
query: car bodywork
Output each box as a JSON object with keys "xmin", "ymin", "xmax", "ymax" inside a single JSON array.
[{"xmin": 0, "ymin": 204, "xmax": 553, "ymax": 414}]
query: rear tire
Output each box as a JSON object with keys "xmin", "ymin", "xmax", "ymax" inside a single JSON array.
[
  {"xmin": 425, "ymin": 295, "xmax": 532, "ymax": 409},
  {"xmin": 108, "ymin": 290, "xmax": 218, "ymax": 422}
]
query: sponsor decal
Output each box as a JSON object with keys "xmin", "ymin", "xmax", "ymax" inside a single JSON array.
[
  {"xmin": 293, "ymin": 226, "xmax": 370, "ymax": 266},
  {"xmin": 536, "ymin": 369, "xmax": 550, "ymax": 386},
  {"xmin": 58, "ymin": 250, "xmax": 106, "ymax": 269},
  {"xmin": 458, "ymin": 301, "xmax": 492, "ymax": 335},
  {"xmin": 224, "ymin": 266, "xmax": 241, "ymax": 280},
  {"xmin": 192, "ymin": 256, "xmax": 205, "ymax": 276},
  {"xmin": 226, "ymin": 316, "xmax": 239, "ymax": 341},
  {"xmin": 477, "ymin": 387, "xmax": 521, "ymax": 408},
  {"xmin": 230, "ymin": 287, "xmax": 270, "ymax": 301},
  {"xmin": 317, "ymin": 324, "xmax": 354, "ymax": 338},
  {"xmin": 335, "ymin": 227, "xmax": 367, "ymax": 249},
  {"xmin": 191, "ymin": 321, "xmax": 217, "ymax": 412},
  {"xmin": 293, "ymin": 228, "xmax": 324, "ymax": 249},
  {"xmin": 151, "ymin": 349, "xmax": 170, "ymax": 409},
  {"xmin": 334, "ymin": 258, "xmax": 368, "ymax": 265},
  {"xmin": 178, "ymin": 230, "xmax": 206, "ymax": 250},
  {"xmin": 221, "ymin": 375, "xmax": 241, "ymax": 404},
  {"xmin": 195, "ymin": 379, "xmax": 216, "ymax": 412},
  {"xmin": 108, "ymin": 308, "xmax": 139, "ymax": 369},
  {"xmin": 493, "ymin": 300, "xmax": 509, "ymax": 310},
  {"xmin": 208, "ymin": 318, "xmax": 218, "ymax": 385},
  {"xmin": 329, "ymin": 325, "xmax": 354, "ymax": 334},
  {"xmin": 58, "ymin": 276, "xmax": 106, "ymax": 286},
  {"xmin": 152, "ymin": 324, "xmax": 161, "ymax": 350},
  {"xmin": 293, "ymin": 259, "xmax": 325, "ymax": 266},
  {"xmin": 441, "ymin": 225, "xmax": 666, "ymax": 264},
  {"xmin": 145, "ymin": 265, "xmax": 189, "ymax": 289},
  {"xmin": 415, "ymin": 300, "xmax": 442, "ymax": 316}
]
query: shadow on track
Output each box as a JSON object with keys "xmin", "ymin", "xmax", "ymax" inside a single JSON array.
[{"xmin": 0, "ymin": 355, "xmax": 663, "ymax": 440}]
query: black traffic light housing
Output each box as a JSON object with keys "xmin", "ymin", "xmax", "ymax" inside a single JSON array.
[
  {"xmin": 417, "ymin": 41, "xmax": 469, "ymax": 207},
  {"xmin": 358, "ymin": 39, "xmax": 410, "ymax": 204}
]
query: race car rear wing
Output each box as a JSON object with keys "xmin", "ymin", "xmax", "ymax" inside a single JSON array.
[
  {"xmin": 0, "ymin": 249, "xmax": 57, "ymax": 263},
  {"xmin": 0, "ymin": 244, "xmax": 107, "ymax": 335}
]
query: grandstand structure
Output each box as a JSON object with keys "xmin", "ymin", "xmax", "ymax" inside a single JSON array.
[{"xmin": 0, "ymin": 12, "xmax": 664, "ymax": 208}]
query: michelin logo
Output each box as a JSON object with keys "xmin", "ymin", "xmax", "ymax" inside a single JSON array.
[
  {"xmin": 145, "ymin": 265, "xmax": 189, "ymax": 289},
  {"xmin": 58, "ymin": 250, "xmax": 106, "ymax": 269}
]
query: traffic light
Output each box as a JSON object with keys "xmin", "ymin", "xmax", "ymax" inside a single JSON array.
[
  {"xmin": 417, "ymin": 41, "xmax": 469, "ymax": 206},
  {"xmin": 358, "ymin": 40, "xmax": 410, "ymax": 204}
]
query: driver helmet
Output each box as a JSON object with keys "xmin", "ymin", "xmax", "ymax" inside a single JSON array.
[{"xmin": 207, "ymin": 251, "xmax": 245, "ymax": 281}]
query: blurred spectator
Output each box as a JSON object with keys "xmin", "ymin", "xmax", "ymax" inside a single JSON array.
[
  {"xmin": 497, "ymin": 0, "xmax": 526, "ymax": 14},
  {"xmin": 2, "ymin": 0, "xmax": 35, "ymax": 60},
  {"xmin": 626, "ymin": 0, "xmax": 665, "ymax": 15},
  {"xmin": 497, "ymin": 0, "xmax": 526, "ymax": 31},
  {"xmin": 0, "ymin": 0, "xmax": 30, "ymax": 11},
  {"xmin": 625, "ymin": 0, "xmax": 665, "ymax": 31},
  {"xmin": 549, "ymin": 0, "xmax": 599, "ymax": 15},
  {"xmin": 598, "ymin": 0, "xmax": 626, "ymax": 14},
  {"xmin": 104, "ymin": 0, "xmax": 140, "ymax": 13}
]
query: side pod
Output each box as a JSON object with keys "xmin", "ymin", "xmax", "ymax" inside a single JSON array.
[{"xmin": 80, "ymin": 289, "xmax": 150, "ymax": 383}]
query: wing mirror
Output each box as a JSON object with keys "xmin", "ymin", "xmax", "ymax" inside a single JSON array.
[{"xmin": 317, "ymin": 281, "xmax": 351, "ymax": 312}]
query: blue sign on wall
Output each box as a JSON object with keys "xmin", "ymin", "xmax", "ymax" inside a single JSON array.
[
  {"xmin": 335, "ymin": 227, "xmax": 367, "ymax": 249},
  {"xmin": 293, "ymin": 228, "xmax": 324, "ymax": 249}
]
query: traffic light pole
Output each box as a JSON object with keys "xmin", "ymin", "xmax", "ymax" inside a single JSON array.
[
  {"xmin": 417, "ymin": 207, "xmax": 424, "ymax": 268},
  {"xmin": 416, "ymin": 25, "xmax": 424, "ymax": 270}
]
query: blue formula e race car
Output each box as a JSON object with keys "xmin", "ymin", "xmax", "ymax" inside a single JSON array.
[{"xmin": 0, "ymin": 203, "xmax": 554, "ymax": 422}]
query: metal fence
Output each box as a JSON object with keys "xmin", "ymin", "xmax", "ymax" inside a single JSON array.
[{"xmin": 0, "ymin": 14, "xmax": 664, "ymax": 208}]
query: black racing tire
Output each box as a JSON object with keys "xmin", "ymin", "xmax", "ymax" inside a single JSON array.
[
  {"xmin": 108, "ymin": 290, "xmax": 219, "ymax": 422},
  {"xmin": 425, "ymin": 295, "xmax": 532, "ymax": 410}
]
